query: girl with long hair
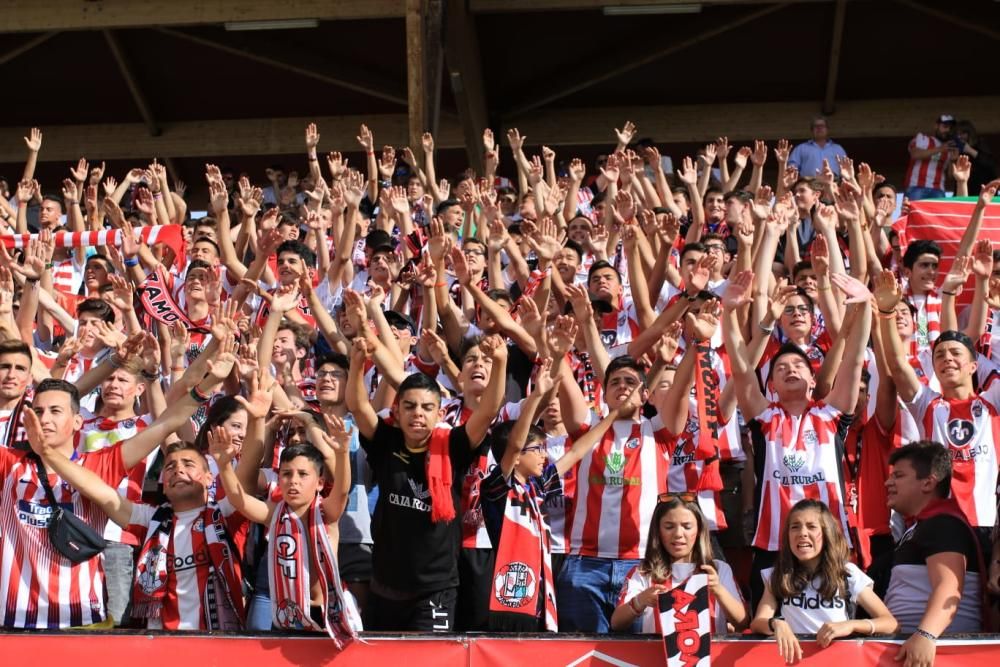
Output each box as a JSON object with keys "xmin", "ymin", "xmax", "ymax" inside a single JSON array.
[
  {"xmin": 610, "ymin": 493, "xmax": 747, "ymax": 633},
  {"xmin": 751, "ymin": 499, "xmax": 898, "ymax": 663}
]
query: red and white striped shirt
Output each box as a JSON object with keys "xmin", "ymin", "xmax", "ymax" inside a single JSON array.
[
  {"xmin": 752, "ymin": 402, "xmax": 850, "ymax": 552},
  {"xmin": 905, "ymin": 383, "xmax": 1000, "ymax": 528},
  {"xmin": 76, "ymin": 412, "xmax": 153, "ymax": 544},
  {"xmin": 905, "ymin": 133, "xmax": 948, "ymax": 191},
  {"xmin": 0, "ymin": 446, "xmax": 126, "ymax": 628},
  {"xmin": 51, "ymin": 256, "xmax": 84, "ymax": 296},
  {"xmin": 566, "ymin": 417, "xmax": 671, "ymax": 559}
]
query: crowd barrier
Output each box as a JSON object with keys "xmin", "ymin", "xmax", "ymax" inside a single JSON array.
[{"xmin": 2, "ymin": 631, "xmax": 998, "ymax": 665}]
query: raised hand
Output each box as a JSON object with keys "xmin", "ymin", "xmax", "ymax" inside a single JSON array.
[
  {"xmin": 421, "ymin": 131, "xmax": 435, "ymax": 154},
  {"xmin": 305, "ymin": 122, "xmax": 320, "ymax": 149},
  {"xmin": 482, "ymin": 128, "xmax": 496, "ymax": 153},
  {"xmin": 207, "ymin": 425, "xmax": 238, "ymax": 466},
  {"xmin": 774, "ymin": 138, "xmax": 790, "ymax": 164},
  {"xmin": 235, "ymin": 371, "xmax": 275, "ymax": 420},
  {"xmin": 751, "ymin": 140, "xmax": 768, "ymax": 167},
  {"xmin": 549, "ymin": 315, "xmax": 579, "ymax": 357},
  {"xmin": 677, "ymin": 156, "xmax": 697, "ymax": 186},
  {"xmin": 599, "ymin": 153, "xmax": 620, "ymax": 184},
  {"xmin": 952, "ymin": 154, "xmax": 971, "ymax": 184},
  {"xmin": 614, "ymin": 120, "xmax": 637, "ymax": 148},
  {"xmin": 69, "ymin": 157, "xmax": 89, "ymax": 183},
  {"xmin": 611, "ymin": 190, "xmax": 636, "ymax": 224},
  {"xmin": 830, "ymin": 273, "xmax": 871, "ymax": 304},
  {"xmin": 356, "ymin": 124, "xmax": 374, "ymax": 152},
  {"xmin": 23, "ymin": 127, "xmax": 42, "ymax": 152},
  {"xmin": 872, "ymin": 270, "xmax": 902, "ymax": 312},
  {"xmin": 205, "ymin": 332, "xmax": 238, "ymax": 382},
  {"xmin": 686, "ymin": 254, "xmax": 715, "ymax": 294},
  {"xmin": 323, "ymin": 413, "xmax": 354, "ymax": 453},
  {"xmin": 479, "ymin": 333, "xmax": 508, "ymax": 364},
  {"xmin": 700, "ymin": 142, "xmax": 718, "ymax": 167},
  {"xmin": 526, "ymin": 216, "xmax": 562, "ymax": 262},
  {"xmin": 327, "ymin": 151, "xmax": 348, "ymax": 181},
  {"xmin": 450, "ymin": 245, "xmax": 472, "ymax": 286},
  {"xmin": 686, "ymin": 299, "xmax": 720, "ymax": 343},
  {"xmin": 722, "ymin": 270, "xmax": 754, "ymax": 309},
  {"xmin": 270, "ymin": 284, "xmax": 301, "ymax": 314},
  {"xmin": 781, "ymin": 166, "xmax": 799, "ymax": 192},
  {"xmin": 715, "ymin": 136, "xmax": 731, "ymax": 161},
  {"xmin": 836, "ymin": 155, "xmax": 856, "ymax": 184},
  {"xmin": 733, "ymin": 146, "xmax": 751, "ymax": 169},
  {"xmin": 972, "ymin": 239, "xmax": 994, "ymax": 279},
  {"xmin": 942, "ymin": 255, "xmax": 972, "ymax": 293},
  {"xmin": 506, "ymin": 128, "xmax": 524, "ymax": 152},
  {"xmin": 379, "ymin": 145, "xmax": 396, "ymax": 179}
]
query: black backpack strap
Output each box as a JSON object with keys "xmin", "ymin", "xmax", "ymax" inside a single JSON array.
[{"xmin": 30, "ymin": 454, "xmax": 61, "ymax": 508}]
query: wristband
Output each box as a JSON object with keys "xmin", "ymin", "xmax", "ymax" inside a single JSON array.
[
  {"xmin": 124, "ymin": 256, "xmax": 140, "ymax": 267},
  {"xmin": 367, "ymin": 150, "xmax": 375, "ymax": 156},
  {"xmin": 170, "ymin": 366, "xmax": 186, "ymax": 372},
  {"xmin": 941, "ymin": 289, "xmax": 959, "ymax": 296},
  {"xmin": 759, "ymin": 322, "xmax": 775, "ymax": 335},
  {"xmin": 24, "ymin": 277, "xmax": 39, "ymax": 284},
  {"xmin": 768, "ymin": 615, "xmax": 784, "ymax": 633},
  {"xmin": 878, "ymin": 310, "xmax": 896, "ymax": 320},
  {"xmin": 864, "ymin": 619, "xmax": 876, "ymax": 635},
  {"xmin": 877, "ymin": 307, "xmax": 895, "ymax": 315},
  {"xmin": 153, "ymin": 193, "xmax": 163, "ymax": 200},
  {"xmin": 628, "ymin": 596, "xmax": 643, "ymax": 615},
  {"xmin": 140, "ymin": 369, "xmax": 160, "ymax": 382},
  {"xmin": 189, "ymin": 385, "xmax": 212, "ymax": 404},
  {"xmin": 913, "ymin": 628, "xmax": 937, "ymax": 642},
  {"xmin": 44, "ymin": 262, "xmax": 53, "ymax": 269},
  {"xmin": 816, "ymin": 283, "xmax": 832, "ymax": 291}
]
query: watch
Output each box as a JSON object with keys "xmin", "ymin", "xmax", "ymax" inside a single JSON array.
[{"xmin": 768, "ymin": 615, "xmax": 784, "ymax": 633}]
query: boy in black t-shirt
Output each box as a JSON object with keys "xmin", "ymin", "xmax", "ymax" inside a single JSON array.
[{"xmin": 345, "ymin": 335, "xmax": 508, "ymax": 632}]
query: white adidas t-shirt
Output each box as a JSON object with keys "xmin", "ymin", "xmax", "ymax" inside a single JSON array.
[{"xmin": 761, "ymin": 562, "xmax": 872, "ymax": 633}]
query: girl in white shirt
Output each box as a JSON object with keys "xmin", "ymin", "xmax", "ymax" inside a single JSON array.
[
  {"xmin": 751, "ymin": 499, "xmax": 898, "ymax": 664},
  {"xmin": 610, "ymin": 493, "xmax": 747, "ymax": 633}
]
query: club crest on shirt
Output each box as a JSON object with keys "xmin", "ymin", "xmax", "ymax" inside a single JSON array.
[
  {"xmin": 946, "ymin": 418, "xmax": 975, "ymax": 447},
  {"xmin": 625, "ymin": 437, "xmax": 640, "ymax": 450},
  {"xmin": 802, "ymin": 429, "xmax": 819, "ymax": 448},
  {"xmin": 493, "ymin": 561, "xmax": 536, "ymax": 608},
  {"xmin": 782, "ymin": 452, "xmax": 806, "ymax": 473},
  {"xmin": 972, "ymin": 402, "xmax": 984, "ymax": 419},
  {"xmin": 600, "ymin": 330, "xmax": 618, "ymax": 348}
]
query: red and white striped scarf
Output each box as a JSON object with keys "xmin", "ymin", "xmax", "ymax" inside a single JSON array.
[
  {"xmin": 132, "ymin": 503, "xmax": 245, "ymax": 630},
  {"xmin": 903, "ymin": 284, "xmax": 941, "ymax": 349},
  {"xmin": 1, "ymin": 224, "xmax": 182, "ymax": 254},
  {"xmin": 488, "ymin": 476, "xmax": 558, "ymax": 632},
  {"xmin": 268, "ymin": 498, "xmax": 361, "ymax": 646}
]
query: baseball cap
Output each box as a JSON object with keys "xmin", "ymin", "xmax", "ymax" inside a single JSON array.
[
  {"xmin": 938, "ymin": 114, "xmax": 956, "ymax": 125},
  {"xmin": 384, "ymin": 310, "xmax": 417, "ymax": 336},
  {"xmin": 933, "ymin": 330, "xmax": 976, "ymax": 358}
]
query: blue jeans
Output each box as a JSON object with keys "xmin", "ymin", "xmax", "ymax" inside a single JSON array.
[
  {"xmin": 246, "ymin": 593, "xmax": 274, "ymax": 631},
  {"xmin": 905, "ymin": 186, "xmax": 946, "ymax": 201},
  {"xmin": 103, "ymin": 542, "xmax": 135, "ymax": 627},
  {"xmin": 556, "ymin": 555, "xmax": 641, "ymax": 633}
]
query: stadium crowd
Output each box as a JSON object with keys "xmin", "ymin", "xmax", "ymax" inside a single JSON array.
[{"xmin": 0, "ymin": 114, "xmax": 997, "ymax": 665}]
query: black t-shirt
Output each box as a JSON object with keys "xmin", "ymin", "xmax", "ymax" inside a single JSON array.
[
  {"xmin": 893, "ymin": 514, "xmax": 981, "ymax": 573},
  {"xmin": 362, "ymin": 417, "xmax": 476, "ymax": 595}
]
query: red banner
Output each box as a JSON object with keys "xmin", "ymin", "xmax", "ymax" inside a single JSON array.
[
  {"xmin": 0, "ymin": 633, "xmax": 998, "ymax": 667},
  {"xmin": 894, "ymin": 197, "xmax": 1000, "ymax": 306}
]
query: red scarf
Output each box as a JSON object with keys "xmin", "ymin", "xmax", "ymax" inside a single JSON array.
[
  {"xmin": 132, "ymin": 504, "xmax": 245, "ymax": 630},
  {"xmin": 426, "ymin": 425, "xmax": 456, "ymax": 523},
  {"xmin": 692, "ymin": 342, "xmax": 723, "ymax": 491},
  {"xmin": 488, "ymin": 475, "xmax": 558, "ymax": 632},
  {"xmin": 139, "ymin": 266, "xmax": 211, "ymax": 333},
  {"xmin": 268, "ymin": 498, "xmax": 361, "ymax": 646}
]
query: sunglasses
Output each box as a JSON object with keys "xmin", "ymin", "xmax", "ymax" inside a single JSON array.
[{"xmin": 657, "ymin": 492, "xmax": 697, "ymax": 504}]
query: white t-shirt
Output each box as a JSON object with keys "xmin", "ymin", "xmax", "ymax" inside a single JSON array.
[
  {"xmin": 619, "ymin": 560, "xmax": 742, "ymax": 633},
  {"xmin": 761, "ymin": 562, "xmax": 872, "ymax": 634}
]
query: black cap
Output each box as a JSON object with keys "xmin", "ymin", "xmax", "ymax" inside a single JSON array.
[
  {"xmin": 933, "ymin": 330, "xmax": 976, "ymax": 358},
  {"xmin": 383, "ymin": 310, "xmax": 416, "ymax": 335}
]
